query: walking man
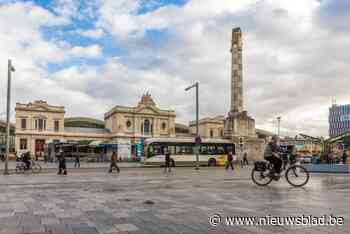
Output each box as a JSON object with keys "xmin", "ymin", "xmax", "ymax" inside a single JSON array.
[
  {"xmin": 109, "ymin": 151, "xmax": 120, "ymax": 173},
  {"xmin": 57, "ymin": 149, "xmax": 67, "ymax": 175},
  {"xmin": 164, "ymin": 151, "xmax": 171, "ymax": 173},
  {"xmin": 243, "ymin": 151, "xmax": 249, "ymax": 166},
  {"xmin": 342, "ymin": 150, "xmax": 348, "ymax": 164},
  {"xmin": 74, "ymin": 153, "xmax": 80, "ymax": 168},
  {"xmin": 225, "ymin": 151, "xmax": 234, "ymax": 170}
]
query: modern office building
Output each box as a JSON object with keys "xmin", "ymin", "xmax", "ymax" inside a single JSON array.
[{"xmin": 329, "ymin": 104, "xmax": 350, "ymax": 137}]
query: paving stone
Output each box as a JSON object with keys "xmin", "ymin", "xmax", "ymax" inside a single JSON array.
[
  {"xmin": 0, "ymin": 168, "xmax": 349, "ymax": 233},
  {"xmin": 113, "ymin": 224, "xmax": 139, "ymax": 232},
  {"xmin": 45, "ymin": 224, "xmax": 74, "ymax": 234},
  {"xmin": 72, "ymin": 226, "xmax": 99, "ymax": 234},
  {"xmin": 41, "ymin": 217, "xmax": 60, "ymax": 225}
]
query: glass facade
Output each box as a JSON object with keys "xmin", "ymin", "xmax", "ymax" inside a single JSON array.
[{"xmin": 329, "ymin": 104, "xmax": 350, "ymax": 137}]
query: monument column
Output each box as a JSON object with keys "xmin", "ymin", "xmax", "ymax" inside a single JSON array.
[{"xmin": 231, "ymin": 27, "xmax": 243, "ymax": 113}]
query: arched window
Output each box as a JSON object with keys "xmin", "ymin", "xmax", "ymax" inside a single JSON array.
[
  {"xmin": 162, "ymin": 122, "xmax": 166, "ymax": 130},
  {"xmin": 144, "ymin": 119, "xmax": 151, "ymax": 134},
  {"xmin": 210, "ymin": 129, "xmax": 214, "ymax": 137},
  {"xmin": 126, "ymin": 120, "xmax": 132, "ymax": 128}
]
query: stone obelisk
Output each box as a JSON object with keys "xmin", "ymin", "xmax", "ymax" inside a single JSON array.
[
  {"xmin": 224, "ymin": 27, "xmax": 256, "ymax": 138},
  {"xmin": 231, "ymin": 27, "xmax": 243, "ymax": 113}
]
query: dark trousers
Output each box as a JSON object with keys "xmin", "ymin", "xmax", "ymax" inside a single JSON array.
[
  {"xmin": 265, "ymin": 156, "xmax": 282, "ymax": 174},
  {"xmin": 109, "ymin": 162, "xmax": 120, "ymax": 173},
  {"xmin": 282, "ymin": 159, "xmax": 288, "ymax": 170},
  {"xmin": 243, "ymin": 158, "xmax": 249, "ymax": 165},
  {"xmin": 164, "ymin": 161, "xmax": 171, "ymax": 173},
  {"xmin": 58, "ymin": 160, "xmax": 67, "ymax": 175},
  {"xmin": 75, "ymin": 158, "xmax": 80, "ymax": 168},
  {"xmin": 225, "ymin": 160, "xmax": 234, "ymax": 170}
]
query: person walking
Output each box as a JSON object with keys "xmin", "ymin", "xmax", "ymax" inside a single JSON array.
[
  {"xmin": 164, "ymin": 151, "xmax": 171, "ymax": 174},
  {"xmin": 243, "ymin": 151, "xmax": 249, "ymax": 166},
  {"xmin": 342, "ymin": 150, "xmax": 348, "ymax": 164},
  {"xmin": 109, "ymin": 151, "xmax": 120, "ymax": 173},
  {"xmin": 57, "ymin": 149, "xmax": 67, "ymax": 175},
  {"xmin": 74, "ymin": 153, "xmax": 80, "ymax": 168},
  {"xmin": 225, "ymin": 151, "xmax": 234, "ymax": 170}
]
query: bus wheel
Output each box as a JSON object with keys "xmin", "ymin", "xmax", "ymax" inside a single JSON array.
[{"xmin": 208, "ymin": 158, "xmax": 216, "ymax": 167}]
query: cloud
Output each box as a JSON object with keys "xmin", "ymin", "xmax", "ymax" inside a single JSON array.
[
  {"xmin": 70, "ymin": 44, "xmax": 102, "ymax": 58},
  {"xmin": 1, "ymin": 0, "xmax": 350, "ymax": 138},
  {"xmin": 93, "ymin": 0, "xmax": 350, "ymax": 137},
  {"xmin": 76, "ymin": 28, "xmax": 105, "ymax": 39}
]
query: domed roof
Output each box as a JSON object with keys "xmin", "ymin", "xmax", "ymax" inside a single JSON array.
[{"xmin": 64, "ymin": 117, "xmax": 105, "ymax": 129}]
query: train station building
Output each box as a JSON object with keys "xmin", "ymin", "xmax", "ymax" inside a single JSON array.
[{"xmin": 14, "ymin": 93, "xmax": 179, "ymax": 158}]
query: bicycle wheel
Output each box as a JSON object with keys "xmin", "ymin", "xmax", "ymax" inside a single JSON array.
[
  {"xmin": 251, "ymin": 169, "xmax": 273, "ymax": 186},
  {"xmin": 285, "ymin": 165, "xmax": 310, "ymax": 187},
  {"xmin": 15, "ymin": 165, "xmax": 24, "ymax": 174},
  {"xmin": 32, "ymin": 164, "xmax": 42, "ymax": 174}
]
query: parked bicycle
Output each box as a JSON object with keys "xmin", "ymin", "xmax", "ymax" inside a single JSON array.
[
  {"xmin": 15, "ymin": 160, "xmax": 42, "ymax": 174},
  {"xmin": 251, "ymin": 155, "xmax": 310, "ymax": 187}
]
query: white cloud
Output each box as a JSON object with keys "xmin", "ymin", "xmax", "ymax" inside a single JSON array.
[
  {"xmin": 70, "ymin": 44, "xmax": 102, "ymax": 58},
  {"xmin": 2, "ymin": 0, "xmax": 350, "ymax": 138},
  {"xmin": 77, "ymin": 28, "xmax": 105, "ymax": 39},
  {"xmin": 93, "ymin": 0, "xmax": 350, "ymax": 137}
]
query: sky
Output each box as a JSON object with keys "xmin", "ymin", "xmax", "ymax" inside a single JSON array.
[{"xmin": 0, "ymin": 0, "xmax": 349, "ymax": 137}]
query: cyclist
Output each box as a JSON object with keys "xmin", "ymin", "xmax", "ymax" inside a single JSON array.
[
  {"xmin": 264, "ymin": 136, "xmax": 282, "ymax": 179},
  {"xmin": 22, "ymin": 151, "xmax": 31, "ymax": 170}
]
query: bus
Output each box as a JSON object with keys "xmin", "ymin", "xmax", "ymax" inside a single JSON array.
[{"xmin": 144, "ymin": 137, "xmax": 235, "ymax": 166}]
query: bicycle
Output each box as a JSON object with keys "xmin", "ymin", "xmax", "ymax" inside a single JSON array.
[
  {"xmin": 15, "ymin": 160, "xmax": 42, "ymax": 174},
  {"xmin": 251, "ymin": 155, "xmax": 310, "ymax": 187}
]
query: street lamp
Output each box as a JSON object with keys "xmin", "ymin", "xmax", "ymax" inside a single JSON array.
[
  {"xmin": 185, "ymin": 82, "xmax": 200, "ymax": 170},
  {"xmin": 277, "ymin": 116, "xmax": 281, "ymax": 137},
  {"xmin": 4, "ymin": 59, "xmax": 15, "ymax": 175}
]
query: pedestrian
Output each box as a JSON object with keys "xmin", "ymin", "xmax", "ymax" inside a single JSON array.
[
  {"xmin": 342, "ymin": 150, "xmax": 348, "ymax": 164},
  {"xmin": 225, "ymin": 151, "xmax": 234, "ymax": 170},
  {"xmin": 57, "ymin": 149, "xmax": 67, "ymax": 175},
  {"xmin": 74, "ymin": 153, "xmax": 80, "ymax": 168},
  {"xmin": 243, "ymin": 151, "xmax": 249, "ymax": 166},
  {"xmin": 109, "ymin": 151, "xmax": 120, "ymax": 173},
  {"xmin": 164, "ymin": 151, "xmax": 171, "ymax": 173}
]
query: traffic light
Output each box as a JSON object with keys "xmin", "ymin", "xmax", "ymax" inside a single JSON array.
[{"xmin": 239, "ymin": 137, "xmax": 244, "ymax": 145}]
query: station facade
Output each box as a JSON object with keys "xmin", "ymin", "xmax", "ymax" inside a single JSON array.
[{"xmin": 15, "ymin": 93, "xmax": 176, "ymax": 156}]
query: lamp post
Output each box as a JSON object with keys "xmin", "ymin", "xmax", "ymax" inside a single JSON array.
[
  {"xmin": 4, "ymin": 59, "xmax": 15, "ymax": 175},
  {"xmin": 185, "ymin": 82, "xmax": 200, "ymax": 170},
  {"xmin": 277, "ymin": 116, "xmax": 281, "ymax": 137}
]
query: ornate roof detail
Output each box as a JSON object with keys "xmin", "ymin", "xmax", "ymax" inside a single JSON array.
[
  {"xmin": 104, "ymin": 93, "xmax": 175, "ymax": 119},
  {"xmin": 15, "ymin": 100, "xmax": 65, "ymax": 113},
  {"xmin": 137, "ymin": 92, "xmax": 156, "ymax": 107}
]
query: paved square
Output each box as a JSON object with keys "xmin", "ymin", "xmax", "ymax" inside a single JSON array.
[{"xmin": 0, "ymin": 167, "xmax": 349, "ymax": 233}]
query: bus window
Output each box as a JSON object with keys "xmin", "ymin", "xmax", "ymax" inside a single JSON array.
[
  {"xmin": 175, "ymin": 145, "xmax": 185, "ymax": 154},
  {"xmin": 154, "ymin": 144, "xmax": 162, "ymax": 155},
  {"xmin": 148, "ymin": 145, "xmax": 154, "ymax": 157},
  {"xmin": 208, "ymin": 145, "xmax": 216, "ymax": 155},
  {"xmin": 184, "ymin": 144, "xmax": 193, "ymax": 154},
  {"xmin": 200, "ymin": 145, "xmax": 208, "ymax": 154},
  {"xmin": 217, "ymin": 145, "xmax": 225, "ymax": 154},
  {"xmin": 226, "ymin": 145, "xmax": 234, "ymax": 154},
  {"xmin": 168, "ymin": 145, "xmax": 176, "ymax": 155}
]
